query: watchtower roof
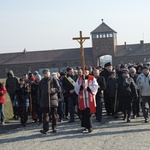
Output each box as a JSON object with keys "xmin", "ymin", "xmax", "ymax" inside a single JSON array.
[{"xmin": 91, "ymin": 22, "xmax": 117, "ymax": 34}]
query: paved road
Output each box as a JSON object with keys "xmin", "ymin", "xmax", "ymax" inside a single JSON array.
[{"xmin": 0, "ymin": 115, "xmax": 150, "ymax": 150}]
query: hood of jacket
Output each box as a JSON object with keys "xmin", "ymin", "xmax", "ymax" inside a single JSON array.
[{"xmin": 7, "ymin": 70, "xmax": 14, "ymax": 78}]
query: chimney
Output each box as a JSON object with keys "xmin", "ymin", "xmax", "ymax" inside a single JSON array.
[
  {"xmin": 140, "ymin": 40, "xmax": 144, "ymax": 47},
  {"xmin": 124, "ymin": 42, "xmax": 127, "ymax": 49},
  {"xmin": 23, "ymin": 48, "xmax": 27, "ymax": 54}
]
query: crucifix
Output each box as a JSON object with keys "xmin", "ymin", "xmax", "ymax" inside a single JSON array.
[
  {"xmin": 73, "ymin": 31, "xmax": 90, "ymax": 107},
  {"xmin": 72, "ymin": 31, "xmax": 90, "ymax": 75}
]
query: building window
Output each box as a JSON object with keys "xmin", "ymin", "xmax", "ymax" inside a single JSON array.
[
  {"xmin": 144, "ymin": 58, "xmax": 147, "ymax": 62},
  {"xmin": 100, "ymin": 34, "xmax": 103, "ymax": 38},
  {"xmin": 147, "ymin": 58, "xmax": 150, "ymax": 62},
  {"xmin": 103, "ymin": 34, "xmax": 106, "ymax": 38},
  {"xmin": 96, "ymin": 34, "xmax": 99, "ymax": 38},
  {"xmin": 92, "ymin": 34, "xmax": 97, "ymax": 39},
  {"xmin": 28, "ymin": 67, "xmax": 31, "ymax": 72},
  {"xmin": 109, "ymin": 33, "xmax": 113, "ymax": 37}
]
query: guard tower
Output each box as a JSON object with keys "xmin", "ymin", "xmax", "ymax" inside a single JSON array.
[{"xmin": 91, "ymin": 20, "xmax": 117, "ymax": 66}]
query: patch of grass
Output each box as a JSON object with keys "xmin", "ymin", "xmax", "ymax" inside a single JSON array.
[{"xmin": 4, "ymin": 93, "xmax": 13, "ymax": 121}]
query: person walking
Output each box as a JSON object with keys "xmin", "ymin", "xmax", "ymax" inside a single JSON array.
[
  {"xmin": 100, "ymin": 62, "xmax": 113, "ymax": 115},
  {"xmin": 6, "ymin": 70, "xmax": 19, "ymax": 119},
  {"xmin": 62, "ymin": 67, "xmax": 78, "ymax": 123},
  {"xmin": 17, "ymin": 78, "xmax": 30, "ymax": 127},
  {"xmin": 0, "ymin": 81, "xmax": 7, "ymax": 125},
  {"xmin": 39, "ymin": 69, "xmax": 60, "ymax": 134},
  {"xmin": 106, "ymin": 71, "xmax": 118, "ymax": 116},
  {"xmin": 129, "ymin": 67, "xmax": 140, "ymax": 118},
  {"xmin": 93, "ymin": 69, "xmax": 106, "ymax": 122},
  {"xmin": 118, "ymin": 69, "xmax": 138, "ymax": 122},
  {"xmin": 137, "ymin": 65, "xmax": 150, "ymax": 123},
  {"xmin": 75, "ymin": 66, "xmax": 99, "ymax": 133}
]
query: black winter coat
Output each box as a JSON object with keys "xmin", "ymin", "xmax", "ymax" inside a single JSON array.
[
  {"xmin": 106, "ymin": 77, "xmax": 117, "ymax": 97},
  {"xmin": 31, "ymin": 82, "xmax": 39, "ymax": 104},
  {"xmin": 130, "ymin": 74, "xmax": 138, "ymax": 83},
  {"xmin": 96, "ymin": 76, "xmax": 106, "ymax": 98},
  {"xmin": 17, "ymin": 83, "xmax": 30, "ymax": 107},
  {"xmin": 6, "ymin": 70, "xmax": 18, "ymax": 95},
  {"xmin": 100, "ymin": 69, "xmax": 112, "ymax": 82},
  {"xmin": 62, "ymin": 74, "xmax": 77, "ymax": 97},
  {"xmin": 39, "ymin": 77, "xmax": 60, "ymax": 108},
  {"xmin": 117, "ymin": 76, "xmax": 138, "ymax": 98}
]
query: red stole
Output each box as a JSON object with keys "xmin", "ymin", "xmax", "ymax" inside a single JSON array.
[{"xmin": 78, "ymin": 75, "xmax": 96, "ymax": 113}]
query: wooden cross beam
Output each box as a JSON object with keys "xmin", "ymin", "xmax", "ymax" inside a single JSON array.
[{"xmin": 72, "ymin": 31, "xmax": 90, "ymax": 74}]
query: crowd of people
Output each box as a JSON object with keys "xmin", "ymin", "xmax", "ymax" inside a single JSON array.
[{"xmin": 0, "ymin": 61, "xmax": 150, "ymax": 134}]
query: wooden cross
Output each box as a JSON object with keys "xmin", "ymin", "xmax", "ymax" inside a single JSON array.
[{"xmin": 72, "ymin": 31, "xmax": 90, "ymax": 74}]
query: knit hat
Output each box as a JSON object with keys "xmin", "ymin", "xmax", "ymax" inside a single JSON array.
[
  {"xmin": 122, "ymin": 69, "xmax": 129, "ymax": 73},
  {"xmin": 120, "ymin": 64, "xmax": 126, "ymax": 69},
  {"xmin": 66, "ymin": 67, "xmax": 73, "ymax": 72},
  {"xmin": 104, "ymin": 62, "xmax": 112, "ymax": 68},
  {"xmin": 85, "ymin": 65, "xmax": 89, "ymax": 70},
  {"xmin": 34, "ymin": 71, "xmax": 39, "ymax": 76},
  {"xmin": 35, "ymin": 74, "xmax": 41, "ymax": 81},
  {"xmin": 142, "ymin": 65, "xmax": 149, "ymax": 70}
]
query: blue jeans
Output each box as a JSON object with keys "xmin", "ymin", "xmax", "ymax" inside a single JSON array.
[
  {"xmin": 0, "ymin": 103, "xmax": 4, "ymax": 123},
  {"xmin": 9, "ymin": 94, "xmax": 18, "ymax": 117}
]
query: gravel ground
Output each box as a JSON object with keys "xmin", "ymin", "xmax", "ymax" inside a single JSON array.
[{"xmin": 0, "ymin": 115, "xmax": 150, "ymax": 150}]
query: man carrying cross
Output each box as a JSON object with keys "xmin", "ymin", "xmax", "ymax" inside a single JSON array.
[
  {"xmin": 75, "ymin": 66, "xmax": 99, "ymax": 133},
  {"xmin": 73, "ymin": 31, "xmax": 99, "ymax": 133}
]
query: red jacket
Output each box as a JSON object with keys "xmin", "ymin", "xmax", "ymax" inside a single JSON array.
[{"xmin": 0, "ymin": 85, "xmax": 7, "ymax": 104}]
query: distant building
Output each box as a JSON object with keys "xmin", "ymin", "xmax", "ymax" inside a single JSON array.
[{"xmin": 0, "ymin": 21, "xmax": 150, "ymax": 78}]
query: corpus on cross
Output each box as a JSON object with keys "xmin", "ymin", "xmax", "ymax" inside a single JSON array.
[{"xmin": 72, "ymin": 31, "xmax": 90, "ymax": 74}]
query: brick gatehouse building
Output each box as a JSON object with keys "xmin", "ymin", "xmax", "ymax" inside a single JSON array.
[{"xmin": 0, "ymin": 21, "xmax": 150, "ymax": 77}]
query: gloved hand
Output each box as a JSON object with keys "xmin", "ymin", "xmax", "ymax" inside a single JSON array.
[
  {"xmin": 87, "ymin": 87, "xmax": 92, "ymax": 93},
  {"xmin": 80, "ymin": 85, "xmax": 83, "ymax": 91}
]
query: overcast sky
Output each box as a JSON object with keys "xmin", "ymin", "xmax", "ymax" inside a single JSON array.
[{"xmin": 0, "ymin": 0, "xmax": 150, "ymax": 53}]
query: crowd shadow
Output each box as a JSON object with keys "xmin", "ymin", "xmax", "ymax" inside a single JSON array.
[
  {"xmin": 0, "ymin": 133, "xmax": 44, "ymax": 144},
  {"xmin": 0, "ymin": 114, "xmax": 149, "ymax": 144},
  {"xmin": 41, "ymin": 126, "xmax": 150, "ymax": 142},
  {"xmin": 0, "ymin": 123, "xmax": 21, "ymax": 134}
]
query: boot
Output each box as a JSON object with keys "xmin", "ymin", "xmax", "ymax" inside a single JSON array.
[{"xmin": 127, "ymin": 118, "xmax": 131, "ymax": 123}]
